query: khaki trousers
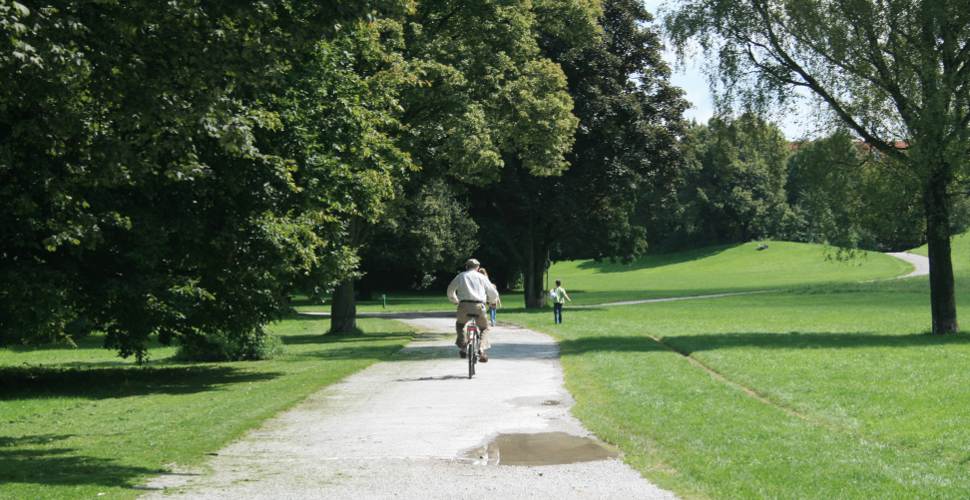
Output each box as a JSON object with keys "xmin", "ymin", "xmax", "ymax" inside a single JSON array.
[{"xmin": 455, "ymin": 301, "xmax": 491, "ymax": 351}]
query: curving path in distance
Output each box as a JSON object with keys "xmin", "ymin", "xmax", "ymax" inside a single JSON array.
[{"xmin": 887, "ymin": 252, "xmax": 930, "ymax": 279}]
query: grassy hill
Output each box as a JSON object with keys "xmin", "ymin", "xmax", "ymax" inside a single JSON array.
[
  {"xmin": 550, "ymin": 241, "xmax": 909, "ymax": 304},
  {"xmin": 299, "ymin": 241, "xmax": 911, "ymax": 313},
  {"xmin": 0, "ymin": 238, "xmax": 957, "ymax": 498}
]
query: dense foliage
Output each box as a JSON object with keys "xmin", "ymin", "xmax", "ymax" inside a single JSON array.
[
  {"xmin": 786, "ymin": 132, "xmax": 919, "ymax": 250},
  {"xmin": 328, "ymin": 0, "xmax": 596, "ymax": 321},
  {"xmin": 659, "ymin": 114, "xmax": 791, "ymax": 246},
  {"xmin": 0, "ymin": 1, "xmax": 594, "ymax": 353},
  {"xmin": 470, "ymin": 0, "xmax": 688, "ymax": 307},
  {"xmin": 0, "ymin": 1, "xmax": 414, "ymax": 359},
  {"xmin": 666, "ymin": 0, "xmax": 970, "ymax": 333}
]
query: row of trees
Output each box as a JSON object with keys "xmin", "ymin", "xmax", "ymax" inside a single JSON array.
[
  {"xmin": 358, "ymin": 0, "xmax": 970, "ymax": 338},
  {"xmin": 4, "ymin": 0, "xmax": 963, "ymax": 359},
  {"xmin": 0, "ymin": 1, "xmax": 607, "ymax": 359},
  {"xmin": 338, "ymin": 0, "xmax": 687, "ymax": 316},
  {"xmin": 666, "ymin": 0, "xmax": 970, "ymax": 334},
  {"xmin": 649, "ymin": 114, "xmax": 967, "ymax": 252}
]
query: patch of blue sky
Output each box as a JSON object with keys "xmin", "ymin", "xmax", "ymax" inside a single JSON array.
[{"xmin": 641, "ymin": 0, "xmax": 826, "ymax": 139}]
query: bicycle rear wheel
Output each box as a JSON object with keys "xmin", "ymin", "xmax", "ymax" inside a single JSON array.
[{"xmin": 467, "ymin": 333, "xmax": 478, "ymax": 379}]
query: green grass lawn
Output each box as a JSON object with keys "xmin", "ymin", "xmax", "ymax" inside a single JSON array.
[
  {"xmin": 296, "ymin": 241, "xmax": 909, "ymax": 313},
  {"xmin": 549, "ymin": 241, "xmax": 909, "ymax": 305},
  {"xmin": 503, "ymin": 244, "xmax": 970, "ymax": 498},
  {"xmin": 0, "ymin": 317, "xmax": 413, "ymax": 500},
  {"xmin": 290, "ymin": 292, "xmax": 458, "ymax": 314},
  {"xmin": 0, "ymin": 239, "xmax": 938, "ymax": 499}
]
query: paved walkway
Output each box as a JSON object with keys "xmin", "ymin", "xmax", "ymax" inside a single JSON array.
[
  {"xmin": 887, "ymin": 252, "xmax": 930, "ymax": 278},
  {"xmin": 142, "ymin": 319, "xmax": 676, "ymax": 499}
]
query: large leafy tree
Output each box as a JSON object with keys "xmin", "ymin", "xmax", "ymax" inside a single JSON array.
[
  {"xmin": 0, "ymin": 1, "xmax": 412, "ymax": 358},
  {"xmin": 328, "ymin": 0, "xmax": 586, "ymax": 330},
  {"xmin": 667, "ymin": 114, "xmax": 791, "ymax": 246},
  {"xmin": 473, "ymin": 0, "xmax": 688, "ymax": 307},
  {"xmin": 358, "ymin": 179, "xmax": 478, "ymax": 294},
  {"xmin": 666, "ymin": 0, "xmax": 970, "ymax": 333},
  {"xmin": 785, "ymin": 131, "xmax": 924, "ymax": 250}
]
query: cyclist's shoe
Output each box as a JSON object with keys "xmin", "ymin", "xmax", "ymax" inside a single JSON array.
[
  {"xmin": 479, "ymin": 351, "xmax": 489, "ymax": 362},
  {"xmin": 459, "ymin": 349, "xmax": 467, "ymax": 359}
]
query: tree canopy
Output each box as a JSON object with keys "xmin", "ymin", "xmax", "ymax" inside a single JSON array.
[
  {"xmin": 0, "ymin": 0, "xmax": 606, "ymax": 353},
  {"xmin": 0, "ymin": 2, "xmax": 414, "ymax": 358},
  {"xmin": 666, "ymin": 0, "xmax": 970, "ymax": 333},
  {"xmin": 469, "ymin": 0, "xmax": 688, "ymax": 307}
]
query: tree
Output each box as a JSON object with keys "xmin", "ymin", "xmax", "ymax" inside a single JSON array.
[
  {"xmin": 273, "ymin": 17, "xmax": 415, "ymax": 337},
  {"xmin": 667, "ymin": 114, "xmax": 792, "ymax": 245},
  {"xmin": 0, "ymin": 2, "xmax": 413, "ymax": 358},
  {"xmin": 785, "ymin": 131, "xmax": 918, "ymax": 249},
  {"xmin": 327, "ymin": 0, "xmax": 586, "ymax": 328},
  {"xmin": 473, "ymin": 0, "xmax": 687, "ymax": 307},
  {"xmin": 667, "ymin": 0, "xmax": 970, "ymax": 333},
  {"xmin": 360, "ymin": 179, "xmax": 479, "ymax": 294}
]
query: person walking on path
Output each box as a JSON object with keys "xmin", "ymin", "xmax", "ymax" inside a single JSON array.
[
  {"xmin": 551, "ymin": 279, "xmax": 571, "ymax": 324},
  {"xmin": 447, "ymin": 258, "xmax": 499, "ymax": 361},
  {"xmin": 478, "ymin": 267, "xmax": 501, "ymax": 326}
]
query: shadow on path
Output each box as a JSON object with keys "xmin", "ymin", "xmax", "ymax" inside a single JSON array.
[
  {"xmin": 297, "ymin": 311, "xmax": 454, "ymax": 320},
  {"xmin": 394, "ymin": 374, "xmax": 469, "ymax": 382},
  {"xmin": 396, "ymin": 341, "xmax": 559, "ymax": 362}
]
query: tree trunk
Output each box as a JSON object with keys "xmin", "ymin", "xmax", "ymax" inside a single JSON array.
[
  {"xmin": 330, "ymin": 279, "xmax": 358, "ymax": 334},
  {"xmin": 523, "ymin": 237, "xmax": 548, "ymax": 309},
  {"xmin": 924, "ymin": 171, "xmax": 958, "ymax": 334}
]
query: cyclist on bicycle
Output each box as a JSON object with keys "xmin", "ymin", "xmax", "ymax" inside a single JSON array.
[{"xmin": 446, "ymin": 258, "xmax": 499, "ymax": 362}]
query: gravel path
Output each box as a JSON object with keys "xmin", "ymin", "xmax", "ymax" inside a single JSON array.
[
  {"xmin": 887, "ymin": 252, "xmax": 930, "ymax": 278},
  {"xmin": 141, "ymin": 319, "xmax": 676, "ymax": 499}
]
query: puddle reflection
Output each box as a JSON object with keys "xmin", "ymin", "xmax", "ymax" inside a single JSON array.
[{"xmin": 463, "ymin": 432, "xmax": 619, "ymax": 466}]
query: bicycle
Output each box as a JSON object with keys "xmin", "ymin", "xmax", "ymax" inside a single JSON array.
[{"xmin": 465, "ymin": 322, "xmax": 480, "ymax": 379}]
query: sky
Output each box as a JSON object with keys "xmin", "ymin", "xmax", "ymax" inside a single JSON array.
[{"xmin": 640, "ymin": 0, "xmax": 814, "ymax": 139}]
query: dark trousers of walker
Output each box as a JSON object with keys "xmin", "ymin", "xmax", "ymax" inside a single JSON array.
[{"xmin": 553, "ymin": 302, "xmax": 563, "ymax": 324}]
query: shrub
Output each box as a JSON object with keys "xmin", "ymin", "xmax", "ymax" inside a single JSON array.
[{"xmin": 176, "ymin": 329, "xmax": 283, "ymax": 362}]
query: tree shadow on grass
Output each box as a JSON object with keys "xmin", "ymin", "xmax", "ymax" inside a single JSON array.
[
  {"xmin": 3, "ymin": 335, "xmax": 106, "ymax": 352},
  {"xmin": 278, "ymin": 330, "xmax": 412, "ymax": 346},
  {"xmin": 557, "ymin": 331, "xmax": 970, "ymax": 357},
  {"xmin": 0, "ymin": 365, "xmax": 281, "ymax": 400},
  {"xmin": 558, "ymin": 336, "xmax": 666, "ymax": 356},
  {"xmin": 287, "ymin": 342, "xmax": 417, "ymax": 361},
  {"xmin": 665, "ymin": 331, "xmax": 970, "ymax": 354},
  {"xmin": 0, "ymin": 434, "xmax": 164, "ymax": 489}
]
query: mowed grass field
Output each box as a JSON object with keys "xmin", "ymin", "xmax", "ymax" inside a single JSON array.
[
  {"xmin": 0, "ymin": 239, "xmax": 939, "ymax": 499},
  {"xmin": 0, "ymin": 317, "xmax": 413, "ymax": 499},
  {"xmin": 296, "ymin": 241, "xmax": 909, "ymax": 313},
  {"xmin": 504, "ymin": 237, "xmax": 970, "ymax": 498}
]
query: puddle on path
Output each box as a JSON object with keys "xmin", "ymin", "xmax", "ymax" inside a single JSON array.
[
  {"xmin": 462, "ymin": 432, "xmax": 620, "ymax": 466},
  {"xmin": 505, "ymin": 396, "xmax": 564, "ymax": 407}
]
